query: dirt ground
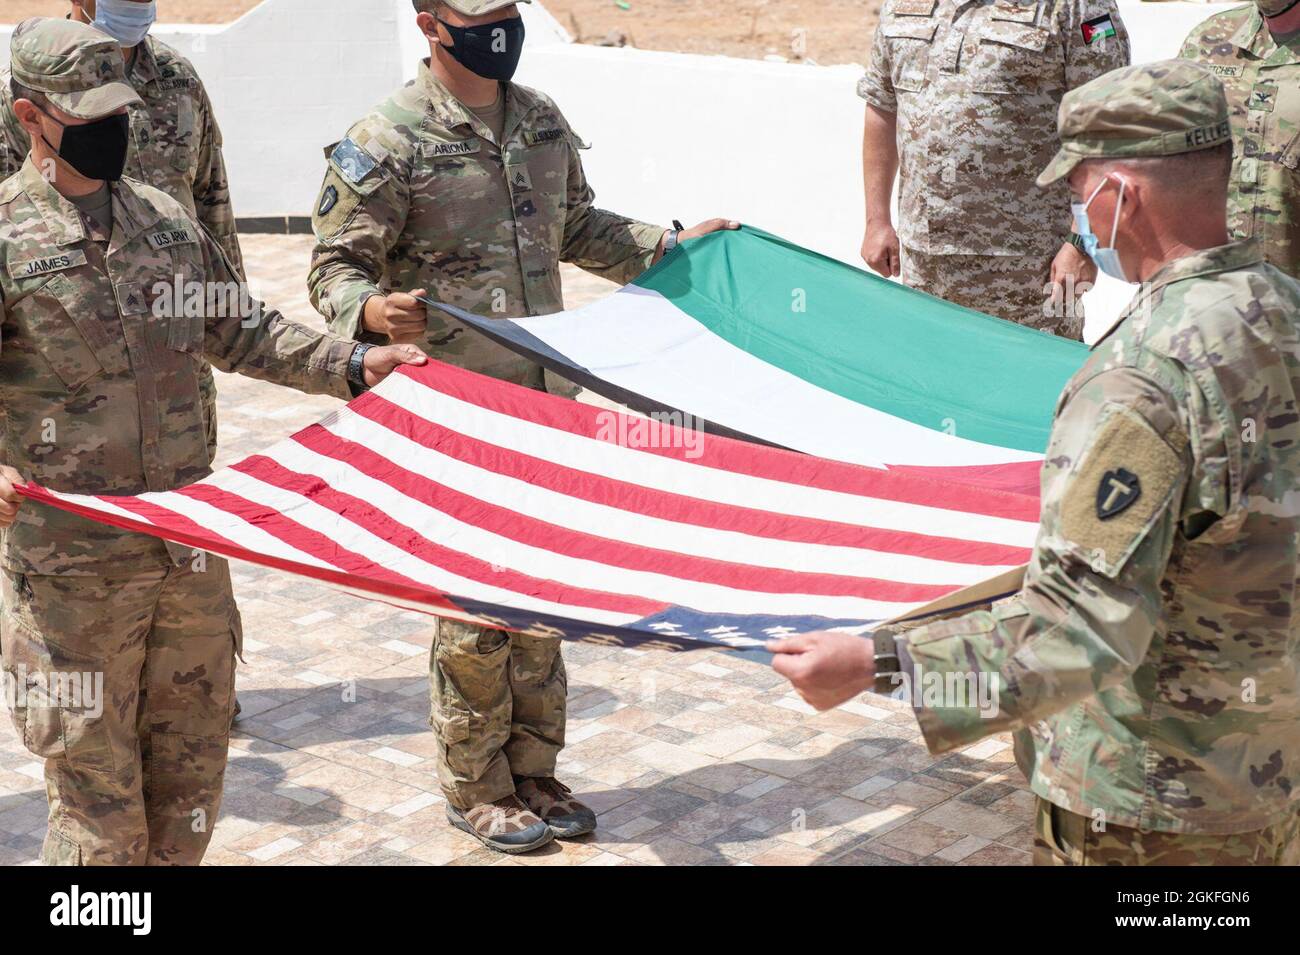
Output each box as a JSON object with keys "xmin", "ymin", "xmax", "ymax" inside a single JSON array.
[{"xmin": 5, "ymin": 1, "xmax": 882, "ymax": 66}]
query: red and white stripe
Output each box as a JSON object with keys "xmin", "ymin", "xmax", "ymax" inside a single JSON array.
[{"xmin": 20, "ymin": 362, "xmax": 1040, "ymax": 638}]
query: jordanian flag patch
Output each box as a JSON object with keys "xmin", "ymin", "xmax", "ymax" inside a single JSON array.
[{"xmin": 1081, "ymin": 14, "xmax": 1116, "ymax": 44}]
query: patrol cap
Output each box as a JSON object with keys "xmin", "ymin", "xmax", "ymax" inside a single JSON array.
[
  {"xmin": 423, "ymin": 0, "xmax": 530, "ymax": 16},
  {"xmin": 8, "ymin": 18, "xmax": 142, "ymax": 120},
  {"xmin": 1037, "ymin": 60, "xmax": 1231, "ymax": 187}
]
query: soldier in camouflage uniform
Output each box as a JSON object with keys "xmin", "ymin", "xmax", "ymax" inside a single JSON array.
[
  {"xmin": 1, "ymin": 2, "xmax": 247, "ymax": 463},
  {"xmin": 0, "ymin": 18, "xmax": 423, "ymax": 865},
  {"xmin": 771, "ymin": 61, "xmax": 1300, "ymax": 865},
  {"xmin": 307, "ymin": 0, "xmax": 736, "ymax": 853},
  {"xmin": 859, "ymin": 0, "xmax": 1131, "ymax": 337},
  {"xmin": 1180, "ymin": 0, "xmax": 1300, "ymax": 277}
]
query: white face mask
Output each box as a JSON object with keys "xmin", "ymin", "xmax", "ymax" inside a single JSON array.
[
  {"xmin": 1071, "ymin": 175, "xmax": 1131, "ymax": 284},
  {"xmin": 93, "ymin": 0, "xmax": 157, "ymax": 48}
]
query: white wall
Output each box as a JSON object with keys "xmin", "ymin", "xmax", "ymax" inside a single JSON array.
[{"xmin": 1, "ymin": 0, "xmax": 1242, "ymax": 335}]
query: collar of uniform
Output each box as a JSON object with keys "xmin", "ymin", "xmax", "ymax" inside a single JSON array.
[
  {"xmin": 418, "ymin": 60, "xmax": 479, "ymax": 132},
  {"xmin": 128, "ymin": 36, "xmax": 163, "ymax": 87},
  {"xmin": 107, "ymin": 181, "xmax": 168, "ymax": 255},
  {"xmin": 18, "ymin": 157, "xmax": 89, "ymax": 248},
  {"xmin": 1090, "ymin": 239, "xmax": 1265, "ymax": 351},
  {"xmin": 417, "ymin": 59, "xmax": 542, "ymax": 146},
  {"xmin": 1145, "ymin": 238, "xmax": 1264, "ymax": 291},
  {"xmin": 1228, "ymin": 7, "xmax": 1273, "ymax": 57}
]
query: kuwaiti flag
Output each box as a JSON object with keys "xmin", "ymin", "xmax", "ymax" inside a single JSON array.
[
  {"xmin": 18, "ymin": 361, "xmax": 1039, "ymax": 653},
  {"xmin": 437, "ymin": 227, "xmax": 1087, "ymax": 494}
]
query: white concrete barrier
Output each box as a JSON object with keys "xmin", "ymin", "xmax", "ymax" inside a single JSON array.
[{"xmin": 1, "ymin": 0, "xmax": 1243, "ymax": 336}]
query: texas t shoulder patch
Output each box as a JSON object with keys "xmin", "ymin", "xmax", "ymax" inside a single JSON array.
[
  {"xmin": 1060, "ymin": 406, "xmax": 1185, "ymax": 578},
  {"xmin": 1096, "ymin": 468, "xmax": 1140, "ymax": 520}
]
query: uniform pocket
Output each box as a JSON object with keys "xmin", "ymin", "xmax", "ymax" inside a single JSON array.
[
  {"xmin": 12, "ymin": 274, "xmax": 114, "ymax": 391},
  {"xmin": 969, "ymin": 22, "xmax": 1050, "ymax": 94},
  {"xmin": 166, "ymin": 313, "xmax": 207, "ymax": 357},
  {"xmin": 1, "ymin": 572, "xmax": 116, "ymax": 771},
  {"xmin": 880, "ymin": 18, "xmax": 937, "ymax": 92}
]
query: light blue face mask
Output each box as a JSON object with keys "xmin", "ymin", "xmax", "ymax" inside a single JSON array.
[
  {"xmin": 1071, "ymin": 175, "xmax": 1130, "ymax": 284},
  {"xmin": 93, "ymin": 0, "xmax": 157, "ymax": 48}
]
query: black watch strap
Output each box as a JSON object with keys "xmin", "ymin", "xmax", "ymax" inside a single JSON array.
[
  {"xmin": 1067, "ymin": 231, "xmax": 1088, "ymax": 253},
  {"xmin": 347, "ymin": 343, "xmax": 373, "ymax": 390}
]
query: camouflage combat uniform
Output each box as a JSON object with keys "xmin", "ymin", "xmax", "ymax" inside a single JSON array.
[
  {"xmin": 858, "ymin": 0, "xmax": 1131, "ymax": 335},
  {"xmin": 307, "ymin": 61, "xmax": 664, "ymax": 809},
  {"xmin": 1180, "ymin": 5, "xmax": 1300, "ymax": 276},
  {"xmin": 0, "ymin": 18, "xmax": 359, "ymax": 866},
  {"xmin": 882, "ymin": 63, "xmax": 1300, "ymax": 864},
  {"xmin": 3, "ymin": 32, "xmax": 245, "ymax": 465}
]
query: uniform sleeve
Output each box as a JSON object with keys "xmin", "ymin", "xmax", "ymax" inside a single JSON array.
[
  {"xmin": 190, "ymin": 81, "xmax": 245, "ymax": 279},
  {"xmin": 197, "ymin": 223, "xmax": 354, "ymax": 399},
  {"xmin": 559, "ymin": 136, "xmax": 665, "ymax": 286},
  {"xmin": 892, "ymin": 364, "xmax": 1195, "ymax": 753},
  {"xmin": 306, "ymin": 142, "xmax": 410, "ymax": 341},
  {"xmin": 1059, "ymin": 0, "xmax": 1131, "ymax": 91},
  {"xmin": 0, "ymin": 82, "xmax": 29, "ymax": 182},
  {"xmin": 857, "ymin": 24, "xmax": 897, "ymax": 114}
]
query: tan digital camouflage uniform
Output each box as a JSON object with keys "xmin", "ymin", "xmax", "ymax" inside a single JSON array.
[
  {"xmin": 308, "ymin": 62, "xmax": 664, "ymax": 809},
  {"xmin": 859, "ymin": 0, "xmax": 1131, "ymax": 331},
  {"xmin": 4, "ymin": 31, "xmax": 245, "ymax": 470},
  {"xmin": 1180, "ymin": 7, "xmax": 1300, "ymax": 276},
  {"xmin": 1, "ymin": 148, "xmax": 356, "ymax": 862},
  {"xmin": 895, "ymin": 238, "xmax": 1300, "ymax": 844}
]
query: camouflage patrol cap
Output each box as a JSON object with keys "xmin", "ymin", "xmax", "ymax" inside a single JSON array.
[
  {"xmin": 8, "ymin": 17, "xmax": 142, "ymax": 120},
  {"xmin": 423, "ymin": 0, "xmax": 531, "ymax": 15},
  {"xmin": 1037, "ymin": 60, "xmax": 1231, "ymax": 187}
]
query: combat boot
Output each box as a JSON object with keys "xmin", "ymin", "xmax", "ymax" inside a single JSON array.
[
  {"xmin": 515, "ymin": 776, "xmax": 597, "ymax": 838},
  {"xmin": 446, "ymin": 794, "xmax": 553, "ymax": 853}
]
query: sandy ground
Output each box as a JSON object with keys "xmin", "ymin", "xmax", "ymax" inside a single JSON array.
[{"xmin": 5, "ymin": 1, "xmax": 882, "ymax": 65}]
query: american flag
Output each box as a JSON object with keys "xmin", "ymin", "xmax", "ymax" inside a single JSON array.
[{"xmin": 19, "ymin": 362, "xmax": 1038, "ymax": 652}]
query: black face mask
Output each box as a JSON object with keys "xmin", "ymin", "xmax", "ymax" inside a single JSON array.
[
  {"xmin": 437, "ymin": 15, "xmax": 526, "ymax": 81},
  {"xmin": 39, "ymin": 109, "xmax": 130, "ymax": 182}
]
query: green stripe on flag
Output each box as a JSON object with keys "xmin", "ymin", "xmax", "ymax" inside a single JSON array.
[{"xmin": 633, "ymin": 227, "xmax": 1087, "ymax": 454}]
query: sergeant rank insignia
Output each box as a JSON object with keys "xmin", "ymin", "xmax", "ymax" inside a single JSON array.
[{"xmin": 1097, "ymin": 468, "xmax": 1141, "ymax": 520}]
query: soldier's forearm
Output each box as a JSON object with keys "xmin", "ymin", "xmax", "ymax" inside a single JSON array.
[
  {"xmin": 307, "ymin": 261, "xmax": 385, "ymax": 342},
  {"xmin": 562, "ymin": 211, "xmax": 664, "ymax": 286},
  {"xmin": 209, "ymin": 310, "xmax": 355, "ymax": 400},
  {"xmin": 895, "ymin": 579, "xmax": 1158, "ymax": 754},
  {"xmin": 862, "ymin": 105, "xmax": 898, "ymax": 226}
]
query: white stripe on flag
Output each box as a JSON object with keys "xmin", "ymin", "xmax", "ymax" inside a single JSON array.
[
  {"xmin": 204, "ymin": 464, "xmax": 926, "ymax": 620},
  {"xmin": 380, "ymin": 374, "xmax": 1038, "ymax": 548},
  {"xmin": 518, "ymin": 285, "xmax": 1043, "ymax": 468},
  {"xmin": 322, "ymin": 411, "xmax": 1019, "ymax": 585}
]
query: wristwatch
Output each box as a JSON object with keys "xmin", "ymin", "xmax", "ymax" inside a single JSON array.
[
  {"xmin": 347, "ymin": 343, "xmax": 373, "ymax": 391},
  {"xmin": 872, "ymin": 627, "xmax": 903, "ymax": 697},
  {"xmin": 662, "ymin": 218, "xmax": 685, "ymax": 253},
  {"xmin": 1067, "ymin": 231, "xmax": 1089, "ymax": 253}
]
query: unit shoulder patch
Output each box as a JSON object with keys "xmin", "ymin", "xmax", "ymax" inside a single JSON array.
[
  {"xmin": 312, "ymin": 169, "xmax": 367, "ymax": 239},
  {"xmin": 318, "ymin": 184, "xmax": 338, "ymax": 217},
  {"xmin": 1059, "ymin": 405, "xmax": 1186, "ymax": 578},
  {"xmin": 1096, "ymin": 468, "xmax": 1141, "ymax": 520}
]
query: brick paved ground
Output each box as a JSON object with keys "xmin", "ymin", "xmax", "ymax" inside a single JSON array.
[{"xmin": 0, "ymin": 235, "xmax": 1031, "ymax": 866}]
